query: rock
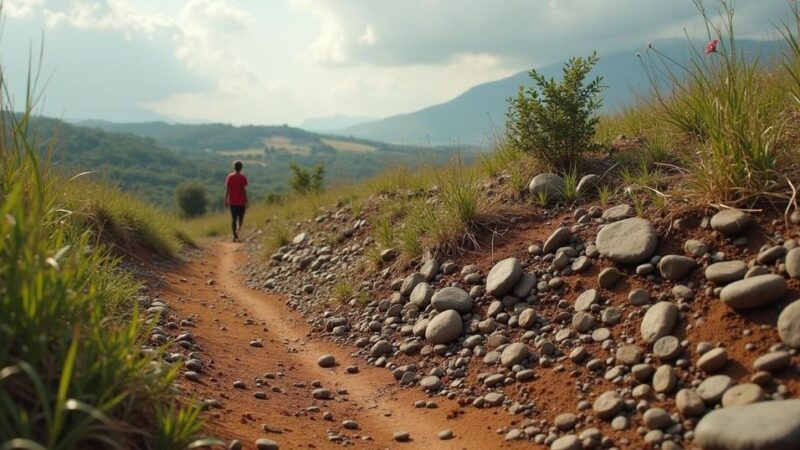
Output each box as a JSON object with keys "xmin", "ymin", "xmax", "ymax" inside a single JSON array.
[
  {"xmin": 628, "ymin": 289, "xmax": 651, "ymax": 306},
  {"xmin": 312, "ymin": 388, "xmax": 331, "ymax": 400},
  {"xmin": 431, "ymin": 287, "xmax": 473, "ymax": 313},
  {"xmin": 643, "ymin": 408, "xmax": 672, "ymax": 429},
  {"xmin": 486, "ymin": 258, "xmax": 523, "ymax": 297},
  {"xmin": 652, "ymin": 335, "xmax": 682, "ymax": 361},
  {"xmin": 574, "ymin": 289, "xmax": 599, "ymax": 312},
  {"xmin": 602, "ymin": 204, "xmax": 634, "ymax": 221},
  {"xmin": 438, "ymin": 430, "xmax": 453, "ymax": 440},
  {"xmin": 640, "ymin": 302, "xmax": 678, "ymax": 344},
  {"xmin": 317, "ymin": 355, "xmax": 336, "ymax": 367},
  {"xmin": 652, "ymin": 365, "xmax": 676, "ymax": 394},
  {"xmin": 658, "ymin": 255, "xmax": 697, "ymax": 280},
  {"xmin": 695, "ymin": 399, "xmax": 800, "ymax": 450},
  {"xmin": 292, "ymin": 232, "xmax": 306, "ymax": 244},
  {"xmin": 420, "ymin": 375, "xmax": 441, "ymax": 391},
  {"xmin": 255, "ymin": 438, "xmax": 279, "ymax": 450},
  {"xmin": 543, "ymin": 227, "xmax": 572, "ymax": 255},
  {"xmin": 528, "ymin": 173, "xmax": 565, "ymax": 200},
  {"xmin": 698, "ymin": 375, "xmax": 734, "ymax": 404},
  {"xmin": 616, "ymin": 345, "xmax": 644, "ymax": 365},
  {"xmin": 705, "ymin": 260, "xmax": 748, "ymax": 284},
  {"xmin": 409, "ymin": 282, "xmax": 433, "ymax": 308},
  {"xmin": 595, "ymin": 218, "xmax": 658, "ymax": 264},
  {"xmin": 342, "ymin": 420, "xmax": 359, "ymax": 430},
  {"xmin": 550, "ymin": 434, "xmax": 580, "ymax": 450},
  {"xmin": 697, "ymin": 348, "xmax": 728, "ymax": 372},
  {"xmin": 484, "ymin": 392, "xmax": 504, "ymax": 406},
  {"xmin": 684, "ymin": 239, "xmax": 708, "ymax": 256},
  {"xmin": 676, "ymin": 389, "xmax": 705, "ymax": 417},
  {"xmin": 400, "ymin": 272, "xmax": 425, "ymax": 296},
  {"xmin": 786, "ymin": 248, "xmax": 800, "ymax": 279},
  {"xmin": 501, "ymin": 342, "xmax": 530, "ymax": 368},
  {"xmin": 518, "ymin": 308, "xmax": 537, "ymax": 329},
  {"xmin": 513, "ymin": 273, "xmax": 537, "ymax": 297},
  {"xmin": 229, "ymin": 440, "xmax": 242, "ymax": 450},
  {"xmin": 420, "ymin": 259, "xmax": 440, "ymax": 280},
  {"xmin": 721, "ymin": 383, "xmax": 765, "ymax": 407},
  {"xmin": 720, "ymin": 275, "xmax": 787, "ymax": 310},
  {"xmin": 392, "ymin": 431, "xmax": 410, "ymax": 442},
  {"xmin": 576, "ymin": 174, "xmax": 599, "ymax": 196},
  {"xmin": 710, "ymin": 209, "xmax": 753, "ymax": 236},
  {"xmin": 593, "ymin": 390, "xmax": 623, "ymax": 420},
  {"xmin": 425, "ymin": 310, "xmax": 463, "ymax": 345},
  {"xmin": 370, "ymin": 340, "xmax": 393, "ymax": 358},
  {"xmin": 753, "ymin": 351, "xmax": 791, "ymax": 372},
  {"xmin": 778, "ymin": 300, "xmax": 800, "ymax": 349},
  {"xmin": 554, "ymin": 413, "xmax": 578, "ymax": 431},
  {"xmin": 598, "ymin": 267, "xmax": 622, "ymax": 289},
  {"xmin": 572, "ymin": 312, "xmax": 595, "ymax": 333},
  {"xmin": 758, "ymin": 246, "xmax": 786, "ymax": 265}
]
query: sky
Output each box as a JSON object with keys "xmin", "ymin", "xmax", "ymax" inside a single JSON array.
[{"xmin": 0, "ymin": 0, "xmax": 791, "ymax": 126}]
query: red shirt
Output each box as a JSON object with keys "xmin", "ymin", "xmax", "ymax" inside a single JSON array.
[{"xmin": 226, "ymin": 172, "xmax": 248, "ymax": 206}]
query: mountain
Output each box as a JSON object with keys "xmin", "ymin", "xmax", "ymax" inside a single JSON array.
[
  {"xmin": 299, "ymin": 114, "xmax": 380, "ymax": 132},
  {"xmin": 334, "ymin": 39, "xmax": 785, "ymax": 146}
]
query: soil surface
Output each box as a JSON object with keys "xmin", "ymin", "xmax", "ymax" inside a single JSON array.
[{"xmin": 159, "ymin": 242, "xmax": 529, "ymax": 449}]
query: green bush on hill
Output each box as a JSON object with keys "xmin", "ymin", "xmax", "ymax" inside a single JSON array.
[{"xmin": 176, "ymin": 181, "xmax": 208, "ymax": 218}]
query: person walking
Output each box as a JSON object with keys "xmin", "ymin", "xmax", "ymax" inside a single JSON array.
[{"xmin": 224, "ymin": 160, "xmax": 248, "ymax": 242}]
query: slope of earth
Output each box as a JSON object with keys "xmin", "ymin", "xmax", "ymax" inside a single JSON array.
[
  {"xmin": 157, "ymin": 242, "xmax": 529, "ymax": 449},
  {"xmin": 240, "ymin": 173, "xmax": 800, "ymax": 449}
]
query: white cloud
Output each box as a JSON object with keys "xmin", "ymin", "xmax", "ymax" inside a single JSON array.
[
  {"xmin": 43, "ymin": 0, "xmax": 172, "ymax": 39},
  {"xmin": 3, "ymin": 0, "xmax": 44, "ymax": 18},
  {"xmin": 357, "ymin": 24, "xmax": 376, "ymax": 45}
]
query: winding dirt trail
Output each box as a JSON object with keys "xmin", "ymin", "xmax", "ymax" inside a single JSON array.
[{"xmin": 161, "ymin": 242, "xmax": 527, "ymax": 449}]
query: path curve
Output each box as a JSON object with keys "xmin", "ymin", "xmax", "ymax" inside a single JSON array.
[{"xmin": 162, "ymin": 242, "xmax": 525, "ymax": 449}]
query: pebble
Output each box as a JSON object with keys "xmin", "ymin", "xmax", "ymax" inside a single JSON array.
[
  {"xmin": 778, "ymin": 299, "xmax": 800, "ymax": 348},
  {"xmin": 317, "ymin": 354, "xmax": 335, "ymax": 367},
  {"xmin": 753, "ymin": 351, "xmax": 791, "ymax": 372},
  {"xmin": 652, "ymin": 335, "xmax": 682, "ymax": 361},
  {"xmin": 697, "ymin": 347, "xmax": 728, "ymax": 372},
  {"xmin": 658, "ymin": 255, "xmax": 697, "ymax": 280},
  {"xmin": 254, "ymin": 438, "xmax": 279, "ymax": 450},
  {"xmin": 643, "ymin": 407, "xmax": 672, "ymax": 429},
  {"xmin": 393, "ymin": 431, "xmax": 410, "ymax": 442},
  {"xmin": 598, "ymin": 267, "xmax": 622, "ymax": 288},
  {"xmin": 719, "ymin": 275, "xmax": 787, "ymax": 310},
  {"xmin": 640, "ymin": 302, "xmax": 678, "ymax": 344},
  {"xmin": 652, "ymin": 365, "xmax": 676, "ymax": 393},
  {"xmin": 425, "ymin": 310, "xmax": 463, "ymax": 344},
  {"xmin": 705, "ymin": 260, "xmax": 748, "ymax": 284},
  {"xmin": 438, "ymin": 430, "xmax": 453, "ymax": 440},
  {"xmin": 486, "ymin": 258, "xmax": 523, "ymax": 297},
  {"xmin": 595, "ymin": 218, "xmax": 658, "ymax": 264},
  {"xmin": 550, "ymin": 434, "xmax": 580, "ymax": 450},
  {"xmin": 698, "ymin": 375, "xmax": 734, "ymax": 404},
  {"xmin": 709, "ymin": 209, "xmax": 752, "ymax": 236},
  {"xmin": 720, "ymin": 383, "xmax": 765, "ymax": 407},
  {"xmin": 593, "ymin": 390, "xmax": 623, "ymax": 419},
  {"xmin": 431, "ymin": 287, "xmax": 473, "ymax": 313},
  {"xmin": 786, "ymin": 248, "xmax": 800, "ymax": 278},
  {"xmin": 676, "ymin": 388, "xmax": 705, "ymax": 417}
]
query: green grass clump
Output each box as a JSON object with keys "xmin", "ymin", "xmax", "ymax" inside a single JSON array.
[{"xmin": 0, "ymin": 105, "xmax": 214, "ymax": 448}]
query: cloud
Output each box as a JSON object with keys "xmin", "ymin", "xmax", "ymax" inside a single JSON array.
[
  {"xmin": 294, "ymin": 0, "xmax": 788, "ymax": 68},
  {"xmin": 3, "ymin": 0, "xmax": 44, "ymax": 19},
  {"xmin": 41, "ymin": 0, "xmax": 257, "ymax": 92}
]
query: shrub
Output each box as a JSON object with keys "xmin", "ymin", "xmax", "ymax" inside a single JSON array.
[
  {"xmin": 289, "ymin": 162, "xmax": 325, "ymax": 194},
  {"xmin": 506, "ymin": 52, "xmax": 605, "ymax": 170},
  {"xmin": 176, "ymin": 181, "xmax": 207, "ymax": 218}
]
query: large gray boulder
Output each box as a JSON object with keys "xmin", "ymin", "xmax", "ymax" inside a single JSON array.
[
  {"xmin": 595, "ymin": 218, "xmax": 657, "ymax": 264},
  {"xmin": 425, "ymin": 310, "xmax": 463, "ymax": 344},
  {"xmin": 719, "ymin": 275, "xmax": 787, "ymax": 310},
  {"xmin": 409, "ymin": 282, "xmax": 433, "ymax": 308},
  {"xmin": 528, "ymin": 173, "xmax": 565, "ymax": 200},
  {"xmin": 486, "ymin": 258, "xmax": 522, "ymax": 297},
  {"xmin": 695, "ymin": 399, "xmax": 800, "ymax": 450},
  {"xmin": 431, "ymin": 287, "xmax": 473, "ymax": 313}
]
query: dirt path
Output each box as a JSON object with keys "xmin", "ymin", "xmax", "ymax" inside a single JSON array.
[{"xmin": 161, "ymin": 242, "xmax": 526, "ymax": 449}]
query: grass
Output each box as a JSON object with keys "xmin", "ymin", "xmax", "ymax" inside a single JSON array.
[
  {"xmin": 0, "ymin": 98, "xmax": 214, "ymax": 448},
  {"xmin": 332, "ymin": 279, "xmax": 355, "ymax": 303}
]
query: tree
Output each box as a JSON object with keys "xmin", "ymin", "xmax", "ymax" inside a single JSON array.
[
  {"xmin": 506, "ymin": 52, "xmax": 605, "ymax": 171},
  {"xmin": 176, "ymin": 181, "xmax": 207, "ymax": 217},
  {"xmin": 288, "ymin": 162, "xmax": 325, "ymax": 194}
]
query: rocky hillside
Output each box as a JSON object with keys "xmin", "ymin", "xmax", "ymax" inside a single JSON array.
[{"xmin": 241, "ymin": 170, "xmax": 800, "ymax": 449}]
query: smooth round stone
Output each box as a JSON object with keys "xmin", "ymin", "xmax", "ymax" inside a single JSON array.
[
  {"xmin": 698, "ymin": 375, "xmax": 734, "ymax": 404},
  {"xmin": 593, "ymin": 390, "xmax": 623, "ymax": 419},
  {"xmin": 601, "ymin": 307, "xmax": 622, "ymax": 325},
  {"xmin": 370, "ymin": 340, "xmax": 393, "ymax": 357},
  {"xmin": 616, "ymin": 345, "xmax": 644, "ymax": 365},
  {"xmin": 392, "ymin": 431, "xmax": 410, "ymax": 442},
  {"xmin": 652, "ymin": 365, "xmax": 676, "ymax": 394},
  {"xmin": 513, "ymin": 273, "xmax": 538, "ymax": 297},
  {"xmin": 574, "ymin": 289, "xmax": 599, "ymax": 312},
  {"xmin": 628, "ymin": 289, "xmax": 651, "ymax": 306},
  {"xmin": 591, "ymin": 327, "xmax": 611, "ymax": 342},
  {"xmin": 400, "ymin": 272, "xmax": 426, "ymax": 296},
  {"xmin": 719, "ymin": 274, "xmax": 787, "ymax": 310},
  {"xmin": 518, "ymin": 308, "xmax": 537, "ymax": 329},
  {"xmin": 659, "ymin": 255, "xmax": 697, "ymax": 280},
  {"xmin": 710, "ymin": 209, "xmax": 753, "ymax": 236},
  {"xmin": 431, "ymin": 287, "xmax": 474, "ymax": 313},
  {"xmin": 342, "ymin": 420, "xmax": 359, "ymax": 430},
  {"xmin": 529, "ymin": 173, "xmax": 565, "ymax": 200},
  {"xmin": 695, "ymin": 399, "xmax": 800, "ymax": 450},
  {"xmin": 652, "ymin": 335, "xmax": 682, "ymax": 361},
  {"xmin": 554, "ymin": 413, "xmax": 578, "ymax": 430},
  {"xmin": 676, "ymin": 388, "xmax": 705, "ymax": 417},
  {"xmin": 602, "ymin": 204, "xmax": 634, "ymax": 221},
  {"xmin": 643, "ymin": 408, "xmax": 672, "ymax": 429},
  {"xmin": 641, "ymin": 302, "xmax": 679, "ymax": 344},
  {"xmin": 684, "ymin": 239, "xmax": 708, "ymax": 256},
  {"xmin": 543, "ymin": 227, "xmax": 572, "ymax": 254},
  {"xmin": 598, "ymin": 267, "xmax": 622, "ymax": 288},
  {"xmin": 778, "ymin": 299, "xmax": 800, "ymax": 349},
  {"xmin": 425, "ymin": 310, "xmax": 463, "ymax": 344},
  {"xmin": 721, "ymin": 383, "xmax": 765, "ymax": 407},
  {"xmin": 595, "ymin": 218, "xmax": 658, "ymax": 264},
  {"xmin": 572, "ymin": 312, "xmax": 595, "ymax": 333},
  {"xmin": 438, "ymin": 429, "xmax": 453, "ymax": 440},
  {"xmin": 753, "ymin": 351, "xmax": 791, "ymax": 372},
  {"xmin": 501, "ymin": 342, "xmax": 530, "ymax": 368},
  {"xmin": 550, "ymin": 434, "xmax": 580, "ymax": 450},
  {"xmin": 409, "ymin": 282, "xmax": 433, "ymax": 307},
  {"xmin": 420, "ymin": 375, "xmax": 441, "ymax": 391},
  {"xmin": 317, "ymin": 354, "xmax": 336, "ymax": 368},
  {"xmin": 576, "ymin": 174, "xmax": 599, "ymax": 196},
  {"xmin": 705, "ymin": 260, "xmax": 748, "ymax": 284},
  {"xmin": 697, "ymin": 348, "xmax": 728, "ymax": 372},
  {"xmin": 786, "ymin": 248, "xmax": 800, "ymax": 278},
  {"xmin": 611, "ymin": 416, "xmax": 629, "ymax": 430},
  {"xmin": 486, "ymin": 258, "xmax": 523, "ymax": 297},
  {"xmin": 757, "ymin": 245, "xmax": 786, "ymax": 265}
]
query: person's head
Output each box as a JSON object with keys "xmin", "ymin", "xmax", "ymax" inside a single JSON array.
[{"xmin": 233, "ymin": 160, "xmax": 243, "ymax": 173}]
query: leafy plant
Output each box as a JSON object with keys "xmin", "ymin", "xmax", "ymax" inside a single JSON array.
[
  {"xmin": 176, "ymin": 181, "xmax": 208, "ymax": 218},
  {"xmin": 560, "ymin": 168, "xmax": 580, "ymax": 203},
  {"xmin": 506, "ymin": 52, "xmax": 605, "ymax": 170},
  {"xmin": 598, "ymin": 184, "xmax": 614, "ymax": 206},
  {"xmin": 288, "ymin": 162, "xmax": 325, "ymax": 194}
]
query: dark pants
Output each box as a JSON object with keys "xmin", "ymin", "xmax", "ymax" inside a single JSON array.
[{"xmin": 230, "ymin": 205, "xmax": 245, "ymax": 239}]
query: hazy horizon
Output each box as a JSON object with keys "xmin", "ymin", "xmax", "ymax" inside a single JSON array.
[{"xmin": 1, "ymin": 0, "xmax": 791, "ymax": 127}]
